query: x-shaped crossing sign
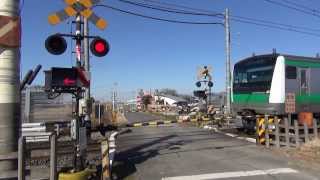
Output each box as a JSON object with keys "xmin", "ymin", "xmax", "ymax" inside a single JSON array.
[{"xmin": 48, "ymin": 0, "xmax": 107, "ymax": 30}]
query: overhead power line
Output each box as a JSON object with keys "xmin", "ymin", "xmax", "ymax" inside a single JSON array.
[
  {"xmin": 231, "ymin": 17, "xmax": 320, "ymax": 37},
  {"xmin": 281, "ymin": 0, "xmax": 320, "ymax": 14},
  {"xmin": 263, "ymin": 0, "xmax": 320, "ymax": 18},
  {"xmin": 94, "ymin": 4, "xmax": 223, "ymax": 25},
  {"xmin": 118, "ymin": 0, "xmax": 223, "ymax": 17},
  {"xmin": 116, "ymin": 0, "xmax": 320, "ymax": 36},
  {"xmin": 231, "ymin": 15, "xmax": 320, "ymax": 32}
]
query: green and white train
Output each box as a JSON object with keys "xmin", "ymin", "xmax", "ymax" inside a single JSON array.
[{"xmin": 232, "ymin": 53, "xmax": 320, "ymax": 130}]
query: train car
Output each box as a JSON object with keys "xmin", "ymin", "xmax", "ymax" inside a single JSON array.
[{"xmin": 232, "ymin": 53, "xmax": 320, "ymax": 131}]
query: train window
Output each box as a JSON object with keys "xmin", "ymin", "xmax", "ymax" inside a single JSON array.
[{"xmin": 286, "ymin": 66, "xmax": 297, "ymax": 79}]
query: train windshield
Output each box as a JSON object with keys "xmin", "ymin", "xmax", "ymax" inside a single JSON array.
[{"xmin": 233, "ymin": 57, "xmax": 276, "ymax": 93}]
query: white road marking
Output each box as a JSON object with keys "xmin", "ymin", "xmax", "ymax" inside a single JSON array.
[
  {"xmin": 211, "ymin": 128, "xmax": 257, "ymax": 144},
  {"xmin": 225, "ymin": 133, "xmax": 237, "ymax": 137},
  {"xmin": 0, "ymin": 20, "xmax": 17, "ymax": 38},
  {"xmin": 162, "ymin": 168, "xmax": 298, "ymax": 180}
]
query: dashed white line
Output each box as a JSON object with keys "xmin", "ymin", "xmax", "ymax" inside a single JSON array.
[{"xmin": 162, "ymin": 168, "xmax": 298, "ymax": 180}]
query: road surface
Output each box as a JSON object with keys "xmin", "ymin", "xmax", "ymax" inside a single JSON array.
[
  {"xmin": 125, "ymin": 112, "xmax": 163, "ymax": 124},
  {"xmin": 111, "ymin": 113, "xmax": 320, "ymax": 180}
]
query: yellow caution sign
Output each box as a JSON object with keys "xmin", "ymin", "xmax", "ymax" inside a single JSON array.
[
  {"xmin": 48, "ymin": 0, "xmax": 107, "ymax": 30},
  {"xmin": 257, "ymin": 115, "xmax": 275, "ymax": 144}
]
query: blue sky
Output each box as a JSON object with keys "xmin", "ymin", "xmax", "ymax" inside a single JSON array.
[{"xmin": 21, "ymin": 0, "xmax": 320, "ymax": 100}]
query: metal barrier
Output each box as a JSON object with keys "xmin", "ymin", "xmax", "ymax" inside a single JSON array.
[
  {"xmin": 126, "ymin": 115, "xmax": 214, "ymax": 128},
  {"xmin": 18, "ymin": 133, "xmax": 57, "ymax": 180}
]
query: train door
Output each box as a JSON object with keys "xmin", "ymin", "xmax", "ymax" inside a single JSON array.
[{"xmin": 299, "ymin": 68, "xmax": 310, "ymax": 95}]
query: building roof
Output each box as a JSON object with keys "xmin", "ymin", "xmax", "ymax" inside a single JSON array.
[{"xmin": 157, "ymin": 94, "xmax": 187, "ymax": 102}]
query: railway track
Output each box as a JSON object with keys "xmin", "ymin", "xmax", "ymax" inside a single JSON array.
[{"xmin": 26, "ymin": 138, "xmax": 103, "ymax": 168}]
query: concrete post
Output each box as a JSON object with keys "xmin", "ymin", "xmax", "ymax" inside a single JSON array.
[
  {"xmin": 0, "ymin": 0, "xmax": 20, "ymax": 171},
  {"xmin": 18, "ymin": 136, "xmax": 25, "ymax": 180},
  {"xmin": 50, "ymin": 134, "xmax": 57, "ymax": 180}
]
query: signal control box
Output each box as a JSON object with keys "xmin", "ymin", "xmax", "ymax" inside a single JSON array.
[{"xmin": 45, "ymin": 67, "xmax": 90, "ymax": 93}]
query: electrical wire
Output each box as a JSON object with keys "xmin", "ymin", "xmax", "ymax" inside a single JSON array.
[
  {"xmin": 140, "ymin": 0, "xmax": 221, "ymax": 15},
  {"xmin": 281, "ymin": 0, "xmax": 320, "ymax": 14},
  {"xmin": 231, "ymin": 17, "xmax": 320, "ymax": 37},
  {"xmin": 231, "ymin": 15, "xmax": 320, "ymax": 32},
  {"xmin": 97, "ymin": 1, "xmax": 320, "ymax": 37},
  {"xmin": 118, "ymin": 0, "xmax": 320, "ymax": 33},
  {"xmin": 94, "ymin": 4, "xmax": 224, "ymax": 25},
  {"xmin": 116, "ymin": 0, "xmax": 320, "ymax": 34},
  {"xmin": 118, "ymin": 0, "xmax": 223, "ymax": 17},
  {"xmin": 263, "ymin": 0, "xmax": 320, "ymax": 18}
]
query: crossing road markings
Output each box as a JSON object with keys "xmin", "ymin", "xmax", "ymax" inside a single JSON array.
[
  {"xmin": 162, "ymin": 168, "xmax": 298, "ymax": 180},
  {"xmin": 48, "ymin": 0, "xmax": 107, "ymax": 30}
]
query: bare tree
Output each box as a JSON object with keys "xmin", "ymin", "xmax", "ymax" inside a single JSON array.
[{"xmin": 141, "ymin": 95, "xmax": 153, "ymax": 110}]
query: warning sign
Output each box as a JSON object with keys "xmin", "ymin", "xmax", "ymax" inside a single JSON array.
[
  {"xmin": 285, "ymin": 93, "xmax": 296, "ymax": 113},
  {"xmin": 0, "ymin": 15, "xmax": 21, "ymax": 47}
]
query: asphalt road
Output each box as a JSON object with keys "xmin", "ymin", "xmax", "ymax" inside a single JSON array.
[
  {"xmin": 112, "ymin": 113, "xmax": 320, "ymax": 180},
  {"xmin": 125, "ymin": 112, "xmax": 163, "ymax": 124}
]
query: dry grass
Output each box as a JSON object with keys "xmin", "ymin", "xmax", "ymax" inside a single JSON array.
[
  {"xmin": 275, "ymin": 138, "xmax": 320, "ymax": 172},
  {"xmin": 294, "ymin": 138, "xmax": 320, "ymax": 164}
]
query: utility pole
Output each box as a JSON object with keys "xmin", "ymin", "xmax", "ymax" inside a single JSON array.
[
  {"xmin": 0, "ymin": 0, "xmax": 20, "ymax": 172},
  {"xmin": 225, "ymin": 8, "xmax": 231, "ymax": 115},
  {"xmin": 112, "ymin": 90, "xmax": 116, "ymax": 111}
]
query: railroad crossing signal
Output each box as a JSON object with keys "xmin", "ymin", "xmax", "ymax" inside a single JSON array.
[
  {"xmin": 45, "ymin": 34, "xmax": 67, "ymax": 55},
  {"xmin": 45, "ymin": 34, "xmax": 110, "ymax": 57},
  {"xmin": 48, "ymin": 0, "xmax": 107, "ymax": 30},
  {"xmin": 90, "ymin": 38, "xmax": 109, "ymax": 57}
]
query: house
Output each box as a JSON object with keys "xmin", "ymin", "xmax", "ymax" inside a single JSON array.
[{"xmin": 154, "ymin": 94, "xmax": 187, "ymax": 107}]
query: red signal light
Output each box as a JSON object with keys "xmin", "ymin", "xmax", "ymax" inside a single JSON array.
[
  {"xmin": 95, "ymin": 42, "xmax": 106, "ymax": 53},
  {"xmin": 90, "ymin": 38, "xmax": 109, "ymax": 57}
]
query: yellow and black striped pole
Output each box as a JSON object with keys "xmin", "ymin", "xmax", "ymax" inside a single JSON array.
[
  {"xmin": 256, "ymin": 116, "xmax": 266, "ymax": 145},
  {"xmin": 256, "ymin": 115, "xmax": 275, "ymax": 145}
]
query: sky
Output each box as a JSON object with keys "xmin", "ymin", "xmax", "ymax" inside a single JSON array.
[{"xmin": 20, "ymin": 0, "xmax": 320, "ymax": 100}]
